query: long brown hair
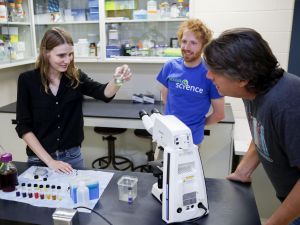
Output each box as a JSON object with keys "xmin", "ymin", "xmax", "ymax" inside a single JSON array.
[{"xmin": 35, "ymin": 27, "xmax": 80, "ymax": 93}]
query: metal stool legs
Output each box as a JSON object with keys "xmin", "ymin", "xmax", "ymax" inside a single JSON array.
[{"xmin": 92, "ymin": 135, "xmax": 133, "ymax": 171}]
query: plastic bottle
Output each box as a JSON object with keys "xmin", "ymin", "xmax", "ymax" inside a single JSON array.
[
  {"xmin": 0, "ymin": 153, "xmax": 18, "ymax": 192},
  {"xmin": 147, "ymin": 0, "xmax": 158, "ymax": 20},
  {"xmin": 177, "ymin": 0, "xmax": 185, "ymax": 17},
  {"xmin": 76, "ymin": 181, "xmax": 89, "ymax": 204},
  {"xmin": 77, "ymin": 39, "xmax": 90, "ymax": 57},
  {"xmin": 0, "ymin": 1, "xmax": 7, "ymax": 22}
]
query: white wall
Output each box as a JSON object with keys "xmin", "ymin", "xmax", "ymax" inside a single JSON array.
[
  {"xmin": 191, "ymin": 0, "xmax": 295, "ymax": 119},
  {"xmin": 0, "ymin": 65, "xmax": 32, "ymax": 107}
]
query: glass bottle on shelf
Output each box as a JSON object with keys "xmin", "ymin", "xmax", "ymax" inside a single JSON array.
[
  {"xmin": 89, "ymin": 42, "xmax": 97, "ymax": 57},
  {"xmin": 7, "ymin": 0, "xmax": 17, "ymax": 22},
  {"xmin": 15, "ymin": 0, "xmax": 25, "ymax": 22},
  {"xmin": 108, "ymin": 24, "xmax": 120, "ymax": 46},
  {"xmin": 170, "ymin": 3, "xmax": 179, "ymax": 18},
  {"xmin": 177, "ymin": 0, "xmax": 185, "ymax": 18},
  {"xmin": 159, "ymin": 2, "xmax": 170, "ymax": 19},
  {"xmin": 0, "ymin": 40, "xmax": 8, "ymax": 62},
  {"xmin": 7, "ymin": 41, "xmax": 17, "ymax": 60}
]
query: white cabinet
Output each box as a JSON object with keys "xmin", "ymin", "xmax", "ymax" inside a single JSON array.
[
  {"xmin": 1, "ymin": 0, "xmax": 193, "ymax": 67},
  {"xmin": 0, "ymin": 0, "xmax": 36, "ymax": 69},
  {"xmin": 33, "ymin": 0, "xmax": 101, "ymax": 62},
  {"xmin": 103, "ymin": 0, "xmax": 190, "ymax": 62},
  {"xmin": 200, "ymin": 105, "xmax": 234, "ymax": 179}
]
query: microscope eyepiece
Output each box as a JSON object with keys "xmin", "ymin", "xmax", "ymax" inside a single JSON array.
[
  {"xmin": 139, "ymin": 110, "xmax": 148, "ymax": 119},
  {"xmin": 151, "ymin": 108, "xmax": 160, "ymax": 114}
]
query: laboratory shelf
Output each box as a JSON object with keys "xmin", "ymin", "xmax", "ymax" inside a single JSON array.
[
  {"xmin": 34, "ymin": 21, "xmax": 99, "ymax": 25},
  {"xmin": 104, "ymin": 18, "xmax": 187, "ymax": 24},
  {"xmin": 0, "ymin": 58, "xmax": 35, "ymax": 70}
]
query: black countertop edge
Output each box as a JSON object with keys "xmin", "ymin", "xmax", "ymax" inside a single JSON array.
[{"xmin": 0, "ymin": 100, "xmax": 235, "ymax": 123}]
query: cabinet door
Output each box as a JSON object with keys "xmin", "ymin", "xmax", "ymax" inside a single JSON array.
[
  {"xmin": 0, "ymin": 0, "xmax": 35, "ymax": 66},
  {"xmin": 200, "ymin": 123, "xmax": 234, "ymax": 179},
  {"xmin": 33, "ymin": 0, "xmax": 100, "ymax": 62},
  {"xmin": 103, "ymin": 0, "xmax": 190, "ymax": 61}
]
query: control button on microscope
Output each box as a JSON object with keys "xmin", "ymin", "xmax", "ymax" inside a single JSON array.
[{"xmin": 177, "ymin": 208, "xmax": 182, "ymax": 213}]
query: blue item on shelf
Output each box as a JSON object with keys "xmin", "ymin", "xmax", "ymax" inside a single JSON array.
[
  {"xmin": 88, "ymin": 0, "xmax": 99, "ymax": 8},
  {"xmin": 71, "ymin": 9, "xmax": 86, "ymax": 21},
  {"xmin": 106, "ymin": 45, "xmax": 120, "ymax": 58},
  {"xmin": 88, "ymin": 13, "xmax": 99, "ymax": 21}
]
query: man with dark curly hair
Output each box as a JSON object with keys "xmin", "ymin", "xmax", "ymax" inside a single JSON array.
[{"xmin": 204, "ymin": 28, "xmax": 300, "ymax": 225}]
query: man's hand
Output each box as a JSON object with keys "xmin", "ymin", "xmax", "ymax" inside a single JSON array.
[{"xmin": 226, "ymin": 171, "xmax": 252, "ymax": 183}]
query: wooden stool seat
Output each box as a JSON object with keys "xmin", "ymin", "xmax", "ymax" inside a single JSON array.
[{"xmin": 92, "ymin": 127, "xmax": 133, "ymax": 171}]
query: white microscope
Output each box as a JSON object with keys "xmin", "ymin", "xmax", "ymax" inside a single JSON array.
[{"xmin": 139, "ymin": 109, "xmax": 209, "ymax": 224}]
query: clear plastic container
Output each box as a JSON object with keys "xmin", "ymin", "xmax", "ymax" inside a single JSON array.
[
  {"xmin": 0, "ymin": 153, "xmax": 18, "ymax": 192},
  {"xmin": 117, "ymin": 175, "xmax": 138, "ymax": 203}
]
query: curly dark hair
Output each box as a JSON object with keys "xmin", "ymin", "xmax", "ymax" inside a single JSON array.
[{"xmin": 203, "ymin": 28, "xmax": 284, "ymax": 94}]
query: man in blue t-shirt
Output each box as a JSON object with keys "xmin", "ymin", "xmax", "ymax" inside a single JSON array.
[{"xmin": 156, "ymin": 19, "xmax": 224, "ymax": 145}]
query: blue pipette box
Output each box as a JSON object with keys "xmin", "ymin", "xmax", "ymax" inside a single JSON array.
[{"xmin": 70, "ymin": 179, "xmax": 100, "ymax": 203}]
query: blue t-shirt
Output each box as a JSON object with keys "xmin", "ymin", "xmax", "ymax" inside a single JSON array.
[{"xmin": 157, "ymin": 58, "xmax": 222, "ymax": 144}]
